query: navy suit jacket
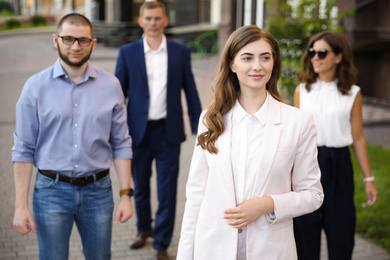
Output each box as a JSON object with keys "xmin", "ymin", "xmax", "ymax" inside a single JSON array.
[{"xmin": 115, "ymin": 39, "xmax": 202, "ymax": 146}]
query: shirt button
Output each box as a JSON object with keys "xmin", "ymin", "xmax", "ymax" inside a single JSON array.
[
  {"xmin": 75, "ymin": 104, "xmax": 78, "ymax": 107},
  {"xmin": 238, "ymin": 228, "xmax": 243, "ymax": 233},
  {"xmin": 75, "ymin": 165, "xmax": 79, "ymax": 168},
  {"xmin": 74, "ymin": 124, "xmax": 78, "ymax": 127},
  {"xmin": 74, "ymin": 144, "xmax": 78, "ymax": 148}
]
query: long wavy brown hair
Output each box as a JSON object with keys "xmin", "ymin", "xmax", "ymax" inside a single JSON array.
[
  {"xmin": 198, "ymin": 25, "xmax": 282, "ymax": 154},
  {"xmin": 298, "ymin": 31, "xmax": 357, "ymax": 95}
]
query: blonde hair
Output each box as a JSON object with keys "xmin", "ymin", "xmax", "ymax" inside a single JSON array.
[{"xmin": 140, "ymin": 1, "xmax": 166, "ymax": 16}]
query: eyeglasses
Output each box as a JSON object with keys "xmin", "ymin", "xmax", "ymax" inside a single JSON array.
[
  {"xmin": 57, "ymin": 35, "xmax": 93, "ymax": 47},
  {"xmin": 308, "ymin": 48, "xmax": 331, "ymax": 60}
]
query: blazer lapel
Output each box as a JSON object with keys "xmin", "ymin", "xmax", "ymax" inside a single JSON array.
[
  {"xmin": 215, "ymin": 110, "xmax": 237, "ymax": 206},
  {"xmin": 136, "ymin": 41, "xmax": 149, "ymax": 91},
  {"xmin": 166, "ymin": 40, "xmax": 173, "ymax": 89},
  {"xmin": 251, "ymin": 95, "xmax": 282, "ymax": 197}
]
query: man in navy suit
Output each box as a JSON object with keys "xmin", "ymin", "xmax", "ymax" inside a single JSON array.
[{"xmin": 115, "ymin": 1, "xmax": 201, "ymax": 259}]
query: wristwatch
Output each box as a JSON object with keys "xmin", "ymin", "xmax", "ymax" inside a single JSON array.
[{"xmin": 120, "ymin": 188, "xmax": 134, "ymax": 197}]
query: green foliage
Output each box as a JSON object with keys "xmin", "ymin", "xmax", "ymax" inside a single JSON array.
[
  {"xmin": 351, "ymin": 145, "xmax": 390, "ymax": 253},
  {"xmin": 30, "ymin": 14, "xmax": 46, "ymax": 26},
  {"xmin": 186, "ymin": 28, "xmax": 218, "ymax": 60},
  {"xmin": 5, "ymin": 17, "xmax": 20, "ymax": 29},
  {"xmin": 266, "ymin": 0, "xmax": 353, "ymax": 103},
  {"xmin": 0, "ymin": 1, "xmax": 13, "ymax": 14},
  {"xmin": 0, "ymin": 10, "xmax": 13, "ymax": 16}
]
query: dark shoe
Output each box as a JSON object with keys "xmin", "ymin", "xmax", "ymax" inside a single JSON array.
[
  {"xmin": 130, "ymin": 229, "xmax": 152, "ymax": 249},
  {"xmin": 156, "ymin": 250, "xmax": 169, "ymax": 260}
]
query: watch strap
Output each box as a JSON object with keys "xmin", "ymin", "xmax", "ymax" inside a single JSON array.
[{"xmin": 120, "ymin": 188, "xmax": 134, "ymax": 197}]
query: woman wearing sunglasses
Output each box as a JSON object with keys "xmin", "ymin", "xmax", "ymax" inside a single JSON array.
[{"xmin": 293, "ymin": 31, "xmax": 378, "ymax": 260}]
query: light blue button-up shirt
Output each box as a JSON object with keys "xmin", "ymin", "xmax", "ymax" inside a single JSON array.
[{"xmin": 12, "ymin": 59, "xmax": 132, "ymax": 177}]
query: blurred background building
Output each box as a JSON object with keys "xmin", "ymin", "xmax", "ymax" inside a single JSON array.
[
  {"xmin": 339, "ymin": 0, "xmax": 390, "ymax": 105},
  {"xmin": 6, "ymin": 0, "xmax": 390, "ymax": 103}
]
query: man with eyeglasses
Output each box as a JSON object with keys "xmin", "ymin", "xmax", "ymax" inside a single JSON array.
[{"xmin": 12, "ymin": 13, "xmax": 134, "ymax": 260}]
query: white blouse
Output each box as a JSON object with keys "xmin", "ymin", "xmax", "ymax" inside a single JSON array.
[
  {"xmin": 231, "ymin": 97, "xmax": 268, "ymax": 260},
  {"xmin": 299, "ymin": 79, "xmax": 360, "ymax": 148}
]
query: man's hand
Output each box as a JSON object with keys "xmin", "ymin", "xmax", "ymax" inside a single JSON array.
[
  {"xmin": 13, "ymin": 162, "xmax": 35, "ymax": 235},
  {"xmin": 114, "ymin": 195, "xmax": 133, "ymax": 224},
  {"xmin": 13, "ymin": 207, "xmax": 36, "ymax": 235}
]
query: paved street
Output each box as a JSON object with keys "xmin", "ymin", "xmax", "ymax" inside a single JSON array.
[{"xmin": 0, "ymin": 28, "xmax": 389, "ymax": 259}]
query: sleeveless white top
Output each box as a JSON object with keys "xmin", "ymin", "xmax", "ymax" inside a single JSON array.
[{"xmin": 299, "ymin": 79, "xmax": 360, "ymax": 148}]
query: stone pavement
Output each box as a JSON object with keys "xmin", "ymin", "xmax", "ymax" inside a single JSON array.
[{"xmin": 0, "ymin": 29, "xmax": 389, "ymax": 259}]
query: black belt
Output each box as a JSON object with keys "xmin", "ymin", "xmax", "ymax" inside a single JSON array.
[
  {"xmin": 38, "ymin": 169, "xmax": 109, "ymax": 186},
  {"xmin": 147, "ymin": 118, "xmax": 165, "ymax": 128}
]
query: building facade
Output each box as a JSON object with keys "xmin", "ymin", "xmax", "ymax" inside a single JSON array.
[
  {"xmin": 339, "ymin": 0, "xmax": 390, "ymax": 104},
  {"xmin": 14, "ymin": 0, "xmax": 390, "ymax": 102}
]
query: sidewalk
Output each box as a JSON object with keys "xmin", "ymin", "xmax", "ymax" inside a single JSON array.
[{"xmin": 0, "ymin": 30, "xmax": 389, "ymax": 259}]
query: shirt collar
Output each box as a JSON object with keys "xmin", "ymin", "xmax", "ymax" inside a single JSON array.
[
  {"xmin": 232, "ymin": 93, "xmax": 268, "ymax": 126},
  {"xmin": 52, "ymin": 58, "xmax": 98, "ymax": 82},
  {"xmin": 312, "ymin": 78, "xmax": 338, "ymax": 90},
  {"xmin": 143, "ymin": 35, "xmax": 167, "ymax": 54},
  {"xmin": 53, "ymin": 58, "xmax": 67, "ymax": 78}
]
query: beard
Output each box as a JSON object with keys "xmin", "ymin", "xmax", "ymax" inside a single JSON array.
[{"xmin": 57, "ymin": 44, "xmax": 92, "ymax": 68}]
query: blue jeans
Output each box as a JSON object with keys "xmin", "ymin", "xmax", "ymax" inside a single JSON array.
[{"xmin": 33, "ymin": 172, "xmax": 114, "ymax": 260}]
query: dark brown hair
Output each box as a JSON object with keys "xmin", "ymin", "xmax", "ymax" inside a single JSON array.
[
  {"xmin": 198, "ymin": 25, "xmax": 282, "ymax": 154},
  {"xmin": 299, "ymin": 31, "xmax": 357, "ymax": 95},
  {"xmin": 56, "ymin": 13, "xmax": 94, "ymax": 37}
]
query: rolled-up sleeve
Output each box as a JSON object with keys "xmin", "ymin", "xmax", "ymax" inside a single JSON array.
[{"xmin": 110, "ymin": 80, "xmax": 132, "ymax": 160}]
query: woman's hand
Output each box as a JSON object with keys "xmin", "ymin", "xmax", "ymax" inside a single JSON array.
[
  {"xmin": 223, "ymin": 197, "xmax": 274, "ymax": 228},
  {"xmin": 365, "ymin": 182, "xmax": 378, "ymax": 206}
]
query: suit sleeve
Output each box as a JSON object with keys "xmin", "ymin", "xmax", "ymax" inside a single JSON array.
[
  {"xmin": 177, "ymin": 111, "xmax": 209, "ymax": 260},
  {"xmin": 270, "ymin": 113, "xmax": 324, "ymax": 223},
  {"xmin": 182, "ymin": 46, "xmax": 202, "ymax": 135},
  {"xmin": 115, "ymin": 47, "xmax": 129, "ymax": 98}
]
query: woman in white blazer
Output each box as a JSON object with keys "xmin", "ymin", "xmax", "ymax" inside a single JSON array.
[{"xmin": 177, "ymin": 25, "xmax": 324, "ymax": 260}]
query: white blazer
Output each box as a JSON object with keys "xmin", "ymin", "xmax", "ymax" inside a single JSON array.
[{"xmin": 177, "ymin": 94, "xmax": 324, "ymax": 260}]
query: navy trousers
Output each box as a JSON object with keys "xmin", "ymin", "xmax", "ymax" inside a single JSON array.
[
  {"xmin": 132, "ymin": 123, "xmax": 180, "ymax": 251},
  {"xmin": 294, "ymin": 146, "xmax": 356, "ymax": 260}
]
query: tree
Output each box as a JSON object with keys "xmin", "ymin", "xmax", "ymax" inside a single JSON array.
[
  {"xmin": 266, "ymin": 0, "xmax": 352, "ymax": 103},
  {"xmin": 0, "ymin": 0, "xmax": 13, "ymax": 15}
]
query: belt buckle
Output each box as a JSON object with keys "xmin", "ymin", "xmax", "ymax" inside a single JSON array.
[{"xmin": 69, "ymin": 177, "xmax": 87, "ymax": 186}]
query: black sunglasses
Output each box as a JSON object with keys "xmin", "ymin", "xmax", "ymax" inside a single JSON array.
[{"xmin": 308, "ymin": 48, "xmax": 331, "ymax": 60}]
